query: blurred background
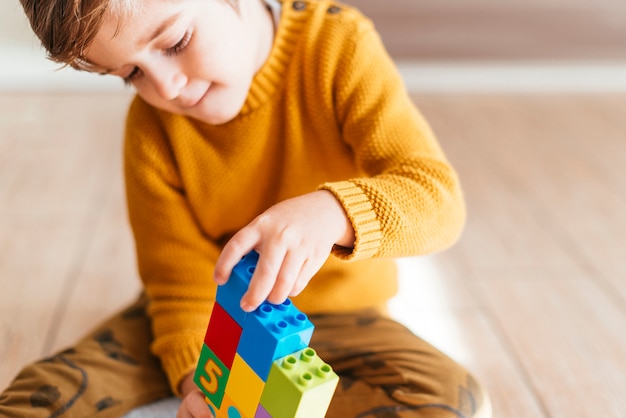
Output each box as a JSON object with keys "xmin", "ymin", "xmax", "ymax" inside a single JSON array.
[
  {"xmin": 0, "ymin": 0, "xmax": 121, "ymax": 90},
  {"xmin": 2, "ymin": 1, "xmax": 626, "ymax": 417},
  {"xmin": 3, "ymin": 0, "xmax": 626, "ymax": 90}
]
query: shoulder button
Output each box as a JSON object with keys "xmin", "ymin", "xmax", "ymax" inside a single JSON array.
[{"xmin": 292, "ymin": 1, "xmax": 306, "ymax": 11}]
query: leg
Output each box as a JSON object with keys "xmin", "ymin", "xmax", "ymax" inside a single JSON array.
[
  {"xmin": 0, "ymin": 293, "xmax": 172, "ymax": 418},
  {"xmin": 310, "ymin": 309, "xmax": 492, "ymax": 418}
]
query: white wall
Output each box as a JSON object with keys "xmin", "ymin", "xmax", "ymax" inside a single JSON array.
[
  {"xmin": 0, "ymin": 0, "xmax": 123, "ymax": 91},
  {"xmin": 1, "ymin": 1, "xmax": 35, "ymax": 46}
]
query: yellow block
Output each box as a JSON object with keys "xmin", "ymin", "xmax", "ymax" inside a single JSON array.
[{"xmin": 224, "ymin": 354, "xmax": 265, "ymax": 417}]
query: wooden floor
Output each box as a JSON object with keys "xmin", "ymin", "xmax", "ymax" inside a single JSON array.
[{"xmin": 1, "ymin": 92, "xmax": 625, "ymax": 417}]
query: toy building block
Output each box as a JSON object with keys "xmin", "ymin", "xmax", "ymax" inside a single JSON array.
[
  {"xmin": 224, "ymin": 354, "xmax": 265, "ymax": 418},
  {"xmin": 204, "ymin": 393, "xmax": 243, "ymax": 418},
  {"xmin": 195, "ymin": 250, "xmax": 338, "ymax": 418},
  {"xmin": 237, "ymin": 299, "xmax": 314, "ymax": 380},
  {"xmin": 260, "ymin": 348, "xmax": 339, "ymax": 418},
  {"xmin": 254, "ymin": 404, "xmax": 272, "ymax": 418},
  {"xmin": 194, "ymin": 344, "xmax": 230, "ymax": 410},
  {"xmin": 204, "ymin": 302, "xmax": 242, "ymax": 369},
  {"xmin": 216, "ymin": 250, "xmax": 259, "ymax": 326}
]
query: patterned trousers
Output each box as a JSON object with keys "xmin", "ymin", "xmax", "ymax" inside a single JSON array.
[{"xmin": 0, "ymin": 293, "xmax": 492, "ymax": 418}]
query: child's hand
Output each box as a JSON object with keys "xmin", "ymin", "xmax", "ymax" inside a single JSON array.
[
  {"xmin": 214, "ymin": 190, "xmax": 355, "ymax": 312},
  {"xmin": 177, "ymin": 373, "xmax": 214, "ymax": 418}
]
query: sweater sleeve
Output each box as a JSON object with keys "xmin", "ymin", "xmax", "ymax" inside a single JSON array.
[
  {"xmin": 319, "ymin": 17, "xmax": 466, "ymax": 260},
  {"xmin": 123, "ymin": 97, "xmax": 218, "ymax": 396}
]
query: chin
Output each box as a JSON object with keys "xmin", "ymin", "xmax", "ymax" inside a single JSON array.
[
  {"xmin": 192, "ymin": 109, "xmax": 239, "ymax": 125},
  {"xmin": 191, "ymin": 98, "xmax": 245, "ymax": 125}
]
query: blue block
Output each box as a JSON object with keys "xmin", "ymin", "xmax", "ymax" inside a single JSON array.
[
  {"xmin": 216, "ymin": 250, "xmax": 259, "ymax": 327},
  {"xmin": 238, "ymin": 299, "xmax": 314, "ymax": 380}
]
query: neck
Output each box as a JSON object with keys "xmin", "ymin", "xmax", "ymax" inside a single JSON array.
[{"xmin": 247, "ymin": 0, "xmax": 276, "ymax": 74}]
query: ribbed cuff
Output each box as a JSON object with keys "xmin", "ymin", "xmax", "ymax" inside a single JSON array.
[
  {"xmin": 319, "ymin": 180, "xmax": 382, "ymax": 260},
  {"xmin": 157, "ymin": 337, "xmax": 204, "ymax": 397}
]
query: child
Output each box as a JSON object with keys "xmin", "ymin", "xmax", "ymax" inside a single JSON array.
[{"xmin": 2, "ymin": 0, "xmax": 492, "ymax": 416}]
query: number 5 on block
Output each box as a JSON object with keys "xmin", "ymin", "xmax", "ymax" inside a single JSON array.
[{"xmin": 194, "ymin": 344, "xmax": 230, "ymax": 409}]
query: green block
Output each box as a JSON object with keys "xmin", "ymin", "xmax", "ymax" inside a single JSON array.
[
  {"xmin": 260, "ymin": 347, "xmax": 339, "ymax": 418},
  {"xmin": 194, "ymin": 343, "xmax": 230, "ymax": 409}
]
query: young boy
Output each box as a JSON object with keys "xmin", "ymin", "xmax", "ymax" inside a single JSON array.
[{"xmin": 2, "ymin": 0, "xmax": 492, "ymax": 417}]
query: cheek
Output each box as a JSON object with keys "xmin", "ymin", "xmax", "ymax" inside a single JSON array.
[
  {"xmin": 134, "ymin": 85, "xmax": 176, "ymax": 113},
  {"xmin": 190, "ymin": 48, "xmax": 248, "ymax": 85},
  {"xmin": 197, "ymin": 25, "xmax": 255, "ymax": 75}
]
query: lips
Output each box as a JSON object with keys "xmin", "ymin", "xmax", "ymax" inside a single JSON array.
[{"xmin": 179, "ymin": 85, "xmax": 210, "ymax": 108}]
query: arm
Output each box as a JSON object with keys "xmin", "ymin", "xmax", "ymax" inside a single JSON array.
[
  {"xmin": 124, "ymin": 98, "xmax": 219, "ymax": 400},
  {"xmin": 215, "ymin": 14, "xmax": 465, "ymax": 312},
  {"xmin": 213, "ymin": 189, "xmax": 355, "ymax": 312},
  {"xmin": 324, "ymin": 16, "xmax": 466, "ymax": 261}
]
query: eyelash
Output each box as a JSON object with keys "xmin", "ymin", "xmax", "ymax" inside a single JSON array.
[
  {"xmin": 165, "ymin": 31, "xmax": 192, "ymax": 57},
  {"xmin": 123, "ymin": 31, "xmax": 192, "ymax": 85}
]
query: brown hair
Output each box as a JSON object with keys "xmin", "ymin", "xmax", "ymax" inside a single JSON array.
[{"xmin": 19, "ymin": 0, "xmax": 132, "ymax": 70}]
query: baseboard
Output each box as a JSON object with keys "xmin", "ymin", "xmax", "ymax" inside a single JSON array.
[{"xmin": 397, "ymin": 61, "xmax": 626, "ymax": 93}]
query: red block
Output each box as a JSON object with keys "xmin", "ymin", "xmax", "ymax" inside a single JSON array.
[{"xmin": 204, "ymin": 302, "xmax": 242, "ymax": 369}]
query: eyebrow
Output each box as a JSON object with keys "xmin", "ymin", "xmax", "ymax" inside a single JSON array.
[
  {"xmin": 139, "ymin": 12, "xmax": 182, "ymax": 46},
  {"xmin": 85, "ymin": 12, "xmax": 183, "ymax": 75}
]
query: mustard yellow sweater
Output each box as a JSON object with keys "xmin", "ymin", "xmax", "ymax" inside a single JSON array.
[{"xmin": 124, "ymin": 0, "xmax": 465, "ymax": 394}]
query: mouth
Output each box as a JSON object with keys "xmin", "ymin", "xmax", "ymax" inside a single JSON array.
[{"xmin": 180, "ymin": 85, "xmax": 211, "ymax": 109}]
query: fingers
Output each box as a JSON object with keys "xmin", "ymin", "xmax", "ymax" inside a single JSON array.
[
  {"xmin": 266, "ymin": 251, "xmax": 304, "ymax": 304},
  {"xmin": 219, "ymin": 245, "xmax": 311, "ymax": 313},
  {"xmin": 217, "ymin": 240, "xmax": 324, "ymax": 313},
  {"xmin": 213, "ymin": 228, "xmax": 258, "ymax": 285},
  {"xmin": 244, "ymin": 249, "xmax": 305, "ymax": 310},
  {"xmin": 289, "ymin": 257, "xmax": 318, "ymax": 297},
  {"xmin": 177, "ymin": 389, "xmax": 214, "ymax": 418},
  {"xmin": 214, "ymin": 194, "xmax": 338, "ymax": 313},
  {"xmin": 217, "ymin": 219, "xmax": 307, "ymax": 313},
  {"xmin": 240, "ymin": 244, "xmax": 287, "ymax": 312}
]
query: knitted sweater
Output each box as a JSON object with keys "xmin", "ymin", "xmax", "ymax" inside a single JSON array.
[{"xmin": 124, "ymin": 0, "xmax": 465, "ymax": 394}]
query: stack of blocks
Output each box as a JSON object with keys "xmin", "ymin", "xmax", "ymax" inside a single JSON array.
[{"xmin": 194, "ymin": 251, "xmax": 339, "ymax": 418}]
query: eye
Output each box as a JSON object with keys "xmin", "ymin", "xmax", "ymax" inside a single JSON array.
[
  {"xmin": 123, "ymin": 67, "xmax": 143, "ymax": 85},
  {"xmin": 165, "ymin": 31, "xmax": 192, "ymax": 57}
]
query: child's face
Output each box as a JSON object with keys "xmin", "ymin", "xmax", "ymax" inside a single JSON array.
[{"xmin": 85, "ymin": 0, "xmax": 271, "ymax": 125}]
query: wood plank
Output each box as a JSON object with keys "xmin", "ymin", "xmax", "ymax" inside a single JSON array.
[
  {"xmin": 0, "ymin": 93, "xmax": 133, "ymax": 219},
  {"xmin": 414, "ymin": 94, "xmax": 626, "ymax": 302},
  {"xmin": 404, "ymin": 308, "xmax": 548, "ymax": 418},
  {"xmin": 47, "ymin": 155, "xmax": 142, "ymax": 354},
  {"xmin": 474, "ymin": 267, "xmax": 626, "ymax": 418},
  {"xmin": 391, "ymin": 255, "xmax": 548, "ymax": 417},
  {"xmin": 413, "ymin": 95, "xmax": 579, "ymax": 268},
  {"xmin": 0, "ymin": 92, "xmax": 133, "ymax": 390},
  {"xmin": 0, "ymin": 221, "xmax": 85, "ymax": 390},
  {"xmin": 411, "ymin": 94, "xmax": 626, "ymax": 417}
]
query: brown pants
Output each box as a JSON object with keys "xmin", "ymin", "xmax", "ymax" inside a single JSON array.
[{"xmin": 0, "ymin": 294, "xmax": 491, "ymax": 418}]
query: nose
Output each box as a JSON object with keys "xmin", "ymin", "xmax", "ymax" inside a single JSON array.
[{"xmin": 148, "ymin": 63, "xmax": 187, "ymax": 101}]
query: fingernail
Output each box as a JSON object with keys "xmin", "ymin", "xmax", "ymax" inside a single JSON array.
[{"xmin": 241, "ymin": 302, "xmax": 254, "ymax": 312}]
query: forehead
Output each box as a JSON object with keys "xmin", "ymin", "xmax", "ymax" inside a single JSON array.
[
  {"xmin": 102, "ymin": 0, "xmax": 168, "ymax": 36},
  {"xmin": 100, "ymin": 0, "xmax": 145, "ymax": 37},
  {"xmin": 82, "ymin": 0, "xmax": 187, "ymax": 72},
  {"xmin": 100, "ymin": 0, "xmax": 195, "ymax": 42}
]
